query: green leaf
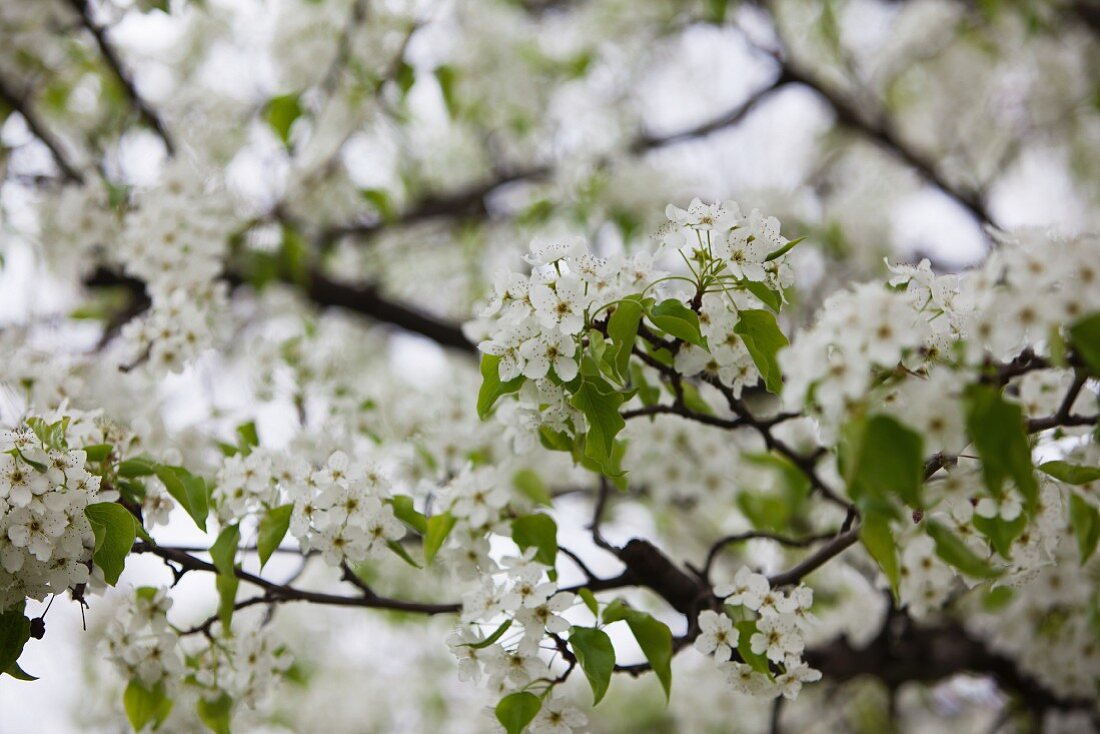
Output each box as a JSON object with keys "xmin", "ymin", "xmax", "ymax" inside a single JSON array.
[
  {"xmin": 197, "ymin": 692, "xmax": 233, "ymax": 734},
  {"xmin": 1069, "ymin": 493, "xmax": 1100, "ymax": 563},
  {"xmin": 741, "ymin": 280, "xmax": 782, "ymax": 312},
  {"xmin": 570, "ymin": 379, "xmax": 626, "ymax": 473},
  {"xmin": 395, "ymin": 60, "xmax": 416, "ymax": 98},
  {"xmin": 860, "ymin": 511, "xmax": 900, "ymax": 596},
  {"xmin": 972, "ymin": 512, "xmax": 1027, "ymax": 559},
  {"xmin": 424, "ymin": 512, "xmax": 457, "ymax": 565},
  {"xmin": 434, "ymin": 64, "xmax": 459, "ymax": 117},
  {"xmin": 462, "ymin": 619, "xmax": 512, "ymax": 649},
  {"xmin": 733, "ymin": 309, "xmax": 789, "ymax": 395},
  {"xmin": 359, "ymin": 188, "xmax": 396, "ymax": 223},
  {"xmin": 210, "ymin": 524, "xmax": 240, "ymax": 630},
  {"xmin": 648, "ymin": 299, "xmax": 706, "ymax": 348},
  {"xmin": 119, "ymin": 456, "xmax": 158, "ymax": 478},
  {"xmin": 26, "ymin": 416, "xmax": 69, "ymax": 451},
  {"xmin": 84, "ymin": 503, "xmax": 137, "ymax": 585},
  {"xmin": 124, "ymin": 679, "xmax": 172, "ymax": 731},
  {"xmin": 607, "ymin": 298, "xmax": 643, "ymax": 381},
  {"xmin": 845, "ymin": 414, "xmax": 925, "ymax": 508},
  {"xmin": 512, "ymin": 469, "xmax": 552, "ymax": 506},
  {"xmin": 578, "ymin": 587, "xmax": 598, "ymax": 616},
  {"xmin": 1039, "ymin": 461, "xmax": 1100, "ymax": 485},
  {"xmin": 925, "ymin": 521, "xmax": 1000, "ymax": 579},
  {"xmin": 265, "ymin": 93, "xmax": 302, "ymax": 148},
  {"xmin": 764, "ymin": 235, "xmax": 806, "ymax": 262},
  {"xmin": 964, "ymin": 384, "xmax": 1039, "ymax": 512},
  {"xmin": 630, "ymin": 363, "xmax": 660, "ymax": 407},
  {"xmin": 602, "ymin": 604, "xmax": 672, "ymax": 700},
  {"xmin": 570, "ymin": 626, "xmax": 615, "ymax": 705},
  {"xmin": 0, "ymin": 605, "xmax": 31, "ymax": 679},
  {"xmin": 5, "ymin": 661, "xmax": 36, "ymax": 681},
  {"xmin": 390, "ymin": 495, "xmax": 428, "ymax": 534},
  {"xmin": 257, "ymin": 504, "xmax": 293, "ymax": 570},
  {"xmin": 386, "ymin": 539, "xmax": 422, "ymax": 568},
  {"xmin": 82, "ymin": 443, "xmax": 113, "ymax": 462},
  {"xmin": 1069, "ymin": 313, "xmax": 1100, "ymax": 376},
  {"xmin": 477, "ymin": 354, "xmax": 524, "ymax": 419},
  {"xmin": 511, "ymin": 514, "xmax": 558, "ymax": 567},
  {"xmin": 209, "ymin": 524, "xmax": 240, "ymax": 578},
  {"xmin": 495, "ymin": 691, "xmax": 541, "ymax": 734},
  {"xmin": 155, "ymin": 465, "xmax": 210, "ymax": 532},
  {"xmin": 235, "ymin": 422, "xmax": 259, "ymax": 454},
  {"xmin": 734, "ymin": 620, "xmax": 770, "ymax": 675}
]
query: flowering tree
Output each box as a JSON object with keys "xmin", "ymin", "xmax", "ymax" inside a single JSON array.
[{"xmin": 0, "ymin": 0, "xmax": 1098, "ymax": 732}]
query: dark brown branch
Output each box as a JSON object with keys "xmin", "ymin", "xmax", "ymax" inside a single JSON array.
[
  {"xmin": 0, "ymin": 75, "xmax": 83, "ymax": 182},
  {"xmin": 132, "ymin": 542, "xmax": 459, "ymax": 615},
  {"xmin": 766, "ymin": 528, "xmax": 860, "ymax": 587},
  {"xmin": 702, "ymin": 529, "xmax": 841, "ymax": 580},
  {"xmin": 67, "ymin": 0, "xmax": 176, "ymax": 155},
  {"xmin": 85, "ymin": 266, "xmax": 477, "ymax": 354}
]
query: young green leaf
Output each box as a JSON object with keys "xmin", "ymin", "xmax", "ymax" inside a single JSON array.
[
  {"xmin": 1069, "ymin": 493, "xmax": 1100, "ymax": 563},
  {"xmin": 118, "ymin": 456, "xmax": 158, "ymax": 478},
  {"xmin": 972, "ymin": 512, "xmax": 1027, "ymax": 559},
  {"xmin": 235, "ymin": 421, "xmax": 259, "ymax": 454},
  {"xmin": 845, "ymin": 414, "xmax": 925, "ymax": 508},
  {"xmin": 1069, "ymin": 313, "xmax": 1100, "ymax": 376},
  {"xmin": 512, "ymin": 469, "xmax": 552, "ymax": 506},
  {"xmin": 511, "ymin": 513, "xmax": 558, "ymax": 567},
  {"xmin": 964, "ymin": 384, "xmax": 1039, "ymax": 512},
  {"xmin": 607, "ymin": 298, "xmax": 644, "ymax": 381},
  {"xmin": 84, "ymin": 503, "xmax": 137, "ymax": 586},
  {"xmin": 570, "ymin": 626, "xmax": 616, "ymax": 705},
  {"xmin": 602, "ymin": 604, "xmax": 673, "ymax": 700},
  {"xmin": 264, "ymin": 93, "xmax": 302, "ymax": 148},
  {"xmin": 859, "ymin": 511, "xmax": 900, "ymax": 596},
  {"xmin": 648, "ymin": 299, "xmax": 706, "ymax": 347},
  {"xmin": 733, "ymin": 310, "xmax": 789, "ymax": 394},
  {"xmin": 155, "ymin": 465, "xmax": 210, "ymax": 532},
  {"xmin": 495, "ymin": 691, "xmax": 541, "ymax": 734},
  {"xmin": 735, "ymin": 620, "xmax": 771, "ymax": 675},
  {"xmin": 578, "ymin": 587, "xmax": 599, "ymax": 617},
  {"xmin": 570, "ymin": 379, "xmax": 626, "ymax": 472},
  {"xmin": 1039, "ymin": 461, "xmax": 1100, "ymax": 485},
  {"xmin": 0, "ymin": 605, "xmax": 31, "ymax": 679},
  {"xmin": 124, "ymin": 678, "xmax": 173, "ymax": 732},
  {"xmin": 424, "ymin": 512, "xmax": 457, "ymax": 565},
  {"xmin": 210, "ymin": 524, "xmax": 241, "ymax": 630},
  {"xmin": 82, "ymin": 443, "xmax": 113, "ymax": 462},
  {"xmin": 462, "ymin": 619, "xmax": 513, "ymax": 649},
  {"xmin": 740, "ymin": 280, "xmax": 782, "ymax": 312},
  {"xmin": 197, "ymin": 692, "xmax": 233, "ymax": 734},
  {"xmin": 925, "ymin": 521, "xmax": 1001, "ymax": 579},
  {"xmin": 386, "ymin": 539, "xmax": 422, "ymax": 568},
  {"xmin": 390, "ymin": 495, "xmax": 429, "ymax": 534},
  {"xmin": 477, "ymin": 354, "xmax": 524, "ymax": 419},
  {"xmin": 257, "ymin": 504, "xmax": 293, "ymax": 570},
  {"xmin": 209, "ymin": 524, "xmax": 241, "ymax": 578},
  {"xmin": 763, "ymin": 235, "xmax": 806, "ymax": 262},
  {"xmin": 5, "ymin": 661, "xmax": 36, "ymax": 681}
]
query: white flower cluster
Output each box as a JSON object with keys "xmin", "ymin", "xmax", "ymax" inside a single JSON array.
[
  {"xmin": 102, "ymin": 588, "xmax": 292, "ymax": 716},
  {"xmin": 698, "ymin": 567, "xmax": 821, "ymax": 701},
  {"xmin": 116, "ymin": 161, "xmax": 234, "ymax": 373},
  {"xmin": 780, "ymin": 281, "xmax": 936, "ymax": 429},
  {"xmin": 449, "ymin": 548, "xmax": 586, "ymax": 732},
  {"xmin": 213, "ymin": 448, "xmax": 405, "ymax": 567},
  {"xmin": 967, "ymin": 537, "xmax": 1100, "ymax": 700},
  {"xmin": 101, "ymin": 587, "xmax": 184, "ymax": 689},
  {"xmin": 0, "ymin": 417, "xmax": 116, "ymax": 610},
  {"xmin": 782, "ymin": 231, "xmax": 1100, "ymax": 431},
  {"xmin": 475, "ymin": 199, "xmax": 799, "ymax": 450}
]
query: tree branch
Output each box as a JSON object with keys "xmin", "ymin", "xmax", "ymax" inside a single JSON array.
[
  {"xmin": 0, "ymin": 75, "xmax": 84, "ymax": 183},
  {"xmin": 67, "ymin": 0, "xmax": 176, "ymax": 155}
]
